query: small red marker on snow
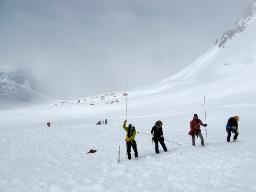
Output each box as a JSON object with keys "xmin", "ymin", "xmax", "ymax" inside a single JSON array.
[{"xmin": 87, "ymin": 149, "xmax": 97, "ymax": 154}]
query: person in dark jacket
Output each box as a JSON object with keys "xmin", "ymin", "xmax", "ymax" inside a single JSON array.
[
  {"xmin": 226, "ymin": 116, "xmax": 239, "ymax": 142},
  {"xmin": 151, "ymin": 120, "xmax": 167, "ymax": 154},
  {"xmin": 123, "ymin": 120, "xmax": 138, "ymax": 160},
  {"xmin": 188, "ymin": 114, "xmax": 207, "ymax": 146}
]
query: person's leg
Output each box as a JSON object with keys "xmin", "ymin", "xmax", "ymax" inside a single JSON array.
[
  {"xmin": 198, "ymin": 132, "xmax": 204, "ymax": 146},
  {"xmin": 233, "ymin": 129, "xmax": 239, "ymax": 141},
  {"xmin": 159, "ymin": 138, "xmax": 167, "ymax": 151},
  {"xmin": 126, "ymin": 142, "xmax": 132, "ymax": 160},
  {"xmin": 131, "ymin": 141, "xmax": 138, "ymax": 158},
  {"xmin": 192, "ymin": 135, "xmax": 195, "ymax": 146},
  {"xmin": 226, "ymin": 128, "xmax": 231, "ymax": 142},
  {"xmin": 154, "ymin": 139, "xmax": 160, "ymax": 153}
]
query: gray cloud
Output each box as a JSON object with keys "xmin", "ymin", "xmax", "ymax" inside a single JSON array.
[{"xmin": 0, "ymin": 0, "xmax": 254, "ymax": 99}]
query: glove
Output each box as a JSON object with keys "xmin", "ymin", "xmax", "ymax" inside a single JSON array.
[{"xmin": 204, "ymin": 124, "xmax": 207, "ymax": 127}]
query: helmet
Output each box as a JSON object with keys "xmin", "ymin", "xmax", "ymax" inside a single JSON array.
[{"xmin": 234, "ymin": 115, "xmax": 240, "ymax": 121}]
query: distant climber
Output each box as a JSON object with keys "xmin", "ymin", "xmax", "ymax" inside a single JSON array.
[
  {"xmin": 105, "ymin": 118, "xmax": 108, "ymax": 124},
  {"xmin": 226, "ymin": 116, "xmax": 239, "ymax": 142},
  {"xmin": 122, "ymin": 120, "xmax": 138, "ymax": 160},
  {"xmin": 188, "ymin": 114, "xmax": 207, "ymax": 146},
  {"xmin": 151, "ymin": 120, "xmax": 168, "ymax": 153}
]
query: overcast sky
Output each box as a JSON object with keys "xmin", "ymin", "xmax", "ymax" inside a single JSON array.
[{"xmin": 0, "ymin": 0, "xmax": 254, "ymax": 99}]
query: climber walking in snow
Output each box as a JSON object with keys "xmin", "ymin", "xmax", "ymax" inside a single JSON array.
[
  {"xmin": 226, "ymin": 115, "xmax": 239, "ymax": 142},
  {"xmin": 122, "ymin": 120, "xmax": 138, "ymax": 160},
  {"xmin": 151, "ymin": 120, "xmax": 168, "ymax": 154},
  {"xmin": 188, "ymin": 114, "xmax": 207, "ymax": 146}
]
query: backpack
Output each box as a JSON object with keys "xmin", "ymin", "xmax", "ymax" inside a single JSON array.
[{"xmin": 127, "ymin": 124, "xmax": 135, "ymax": 137}]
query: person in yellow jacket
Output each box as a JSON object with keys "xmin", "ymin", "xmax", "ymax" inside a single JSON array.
[{"xmin": 123, "ymin": 120, "xmax": 138, "ymax": 160}]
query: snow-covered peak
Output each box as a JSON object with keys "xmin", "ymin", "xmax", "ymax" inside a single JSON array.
[
  {"xmin": 162, "ymin": 2, "xmax": 256, "ymax": 95},
  {"xmin": 215, "ymin": 1, "xmax": 256, "ymax": 48},
  {"xmin": 0, "ymin": 67, "xmax": 50, "ymax": 109}
]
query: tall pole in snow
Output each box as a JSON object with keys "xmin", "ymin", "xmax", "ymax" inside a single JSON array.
[
  {"xmin": 126, "ymin": 96, "xmax": 128, "ymax": 120},
  {"xmin": 117, "ymin": 145, "xmax": 121, "ymax": 163},
  {"xmin": 123, "ymin": 92, "xmax": 128, "ymax": 120},
  {"xmin": 204, "ymin": 96, "xmax": 208, "ymax": 146},
  {"xmin": 123, "ymin": 85, "xmax": 128, "ymax": 120}
]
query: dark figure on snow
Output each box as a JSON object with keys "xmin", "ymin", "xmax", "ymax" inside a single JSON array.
[
  {"xmin": 105, "ymin": 118, "xmax": 108, "ymax": 124},
  {"xmin": 151, "ymin": 120, "xmax": 168, "ymax": 154},
  {"xmin": 226, "ymin": 116, "xmax": 239, "ymax": 142},
  {"xmin": 123, "ymin": 120, "xmax": 138, "ymax": 160},
  {"xmin": 189, "ymin": 114, "xmax": 207, "ymax": 146}
]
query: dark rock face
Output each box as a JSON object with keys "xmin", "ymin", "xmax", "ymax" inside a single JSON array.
[{"xmin": 215, "ymin": 2, "xmax": 256, "ymax": 48}]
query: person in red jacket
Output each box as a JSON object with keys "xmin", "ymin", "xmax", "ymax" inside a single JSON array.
[{"xmin": 188, "ymin": 114, "xmax": 207, "ymax": 146}]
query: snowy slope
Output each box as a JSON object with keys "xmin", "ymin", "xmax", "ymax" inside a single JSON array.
[
  {"xmin": 163, "ymin": 14, "xmax": 256, "ymax": 86},
  {"xmin": 1, "ymin": 2, "xmax": 256, "ymax": 192},
  {"xmin": 0, "ymin": 67, "xmax": 51, "ymax": 109}
]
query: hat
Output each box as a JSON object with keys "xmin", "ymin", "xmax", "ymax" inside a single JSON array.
[
  {"xmin": 156, "ymin": 120, "xmax": 163, "ymax": 126},
  {"xmin": 194, "ymin": 114, "xmax": 198, "ymax": 118}
]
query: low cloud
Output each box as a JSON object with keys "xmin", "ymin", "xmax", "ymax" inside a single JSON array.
[{"xmin": 0, "ymin": 0, "xmax": 253, "ymax": 98}]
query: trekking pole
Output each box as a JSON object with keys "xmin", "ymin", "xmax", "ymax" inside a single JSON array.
[{"xmin": 204, "ymin": 96, "xmax": 208, "ymax": 146}]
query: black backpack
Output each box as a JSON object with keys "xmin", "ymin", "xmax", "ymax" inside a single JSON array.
[{"xmin": 128, "ymin": 124, "xmax": 135, "ymax": 137}]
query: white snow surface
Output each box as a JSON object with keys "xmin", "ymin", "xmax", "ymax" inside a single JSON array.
[{"xmin": 1, "ymin": 9, "xmax": 256, "ymax": 192}]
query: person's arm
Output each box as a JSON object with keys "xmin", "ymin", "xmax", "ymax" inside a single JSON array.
[
  {"xmin": 190, "ymin": 121, "xmax": 193, "ymax": 130},
  {"xmin": 199, "ymin": 119, "xmax": 207, "ymax": 127},
  {"xmin": 189, "ymin": 121, "xmax": 194, "ymax": 135},
  {"xmin": 151, "ymin": 126, "xmax": 155, "ymax": 135},
  {"xmin": 160, "ymin": 128, "xmax": 164, "ymax": 137},
  {"xmin": 234, "ymin": 120, "xmax": 238, "ymax": 129},
  {"xmin": 123, "ymin": 120, "xmax": 128, "ymax": 132}
]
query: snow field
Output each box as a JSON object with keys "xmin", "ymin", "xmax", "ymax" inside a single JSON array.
[{"xmin": 1, "ymin": 101, "xmax": 256, "ymax": 192}]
